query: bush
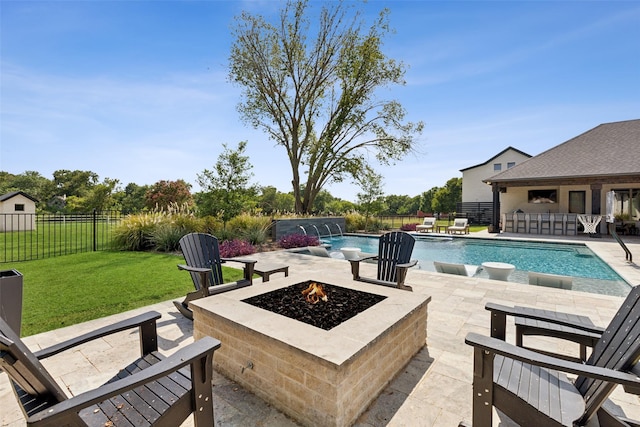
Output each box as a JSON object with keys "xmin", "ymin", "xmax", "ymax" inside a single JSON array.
[
  {"xmin": 228, "ymin": 214, "xmax": 272, "ymax": 244},
  {"xmin": 113, "ymin": 212, "xmax": 165, "ymax": 251},
  {"xmin": 277, "ymin": 233, "xmax": 320, "ymax": 249},
  {"xmin": 219, "ymin": 239, "xmax": 256, "ymax": 257},
  {"xmin": 400, "ymin": 223, "xmax": 418, "ymax": 231}
]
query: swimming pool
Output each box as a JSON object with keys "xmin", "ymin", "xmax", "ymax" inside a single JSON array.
[{"xmin": 320, "ymin": 235, "xmax": 631, "ymax": 297}]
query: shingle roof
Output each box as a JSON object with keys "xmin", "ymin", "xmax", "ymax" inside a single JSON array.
[
  {"xmin": 486, "ymin": 119, "xmax": 640, "ymax": 184},
  {"xmin": 460, "ymin": 146, "xmax": 531, "ymax": 172},
  {"xmin": 0, "ymin": 191, "xmax": 39, "ymax": 203}
]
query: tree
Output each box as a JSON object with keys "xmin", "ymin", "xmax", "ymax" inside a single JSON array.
[
  {"xmin": 229, "ymin": 0, "xmax": 423, "ymax": 214},
  {"xmin": 144, "ymin": 180, "xmax": 193, "ymax": 210},
  {"xmin": 355, "ymin": 166, "xmax": 385, "ymax": 230},
  {"xmin": 197, "ymin": 141, "xmax": 256, "ymax": 226},
  {"xmin": 431, "ymin": 177, "xmax": 462, "ymax": 215}
]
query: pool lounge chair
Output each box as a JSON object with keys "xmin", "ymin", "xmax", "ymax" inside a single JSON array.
[
  {"xmin": 433, "ymin": 261, "xmax": 480, "ymax": 277},
  {"xmin": 416, "ymin": 217, "xmax": 436, "ymax": 233},
  {"xmin": 448, "ymin": 218, "xmax": 469, "ymax": 234},
  {"xmin": 462, "ymin": 285, "xmax": 640, "ymax": 427},
  {"xmin": 528, "ymin": 271, "xmax": 573, "ymax": 289}
]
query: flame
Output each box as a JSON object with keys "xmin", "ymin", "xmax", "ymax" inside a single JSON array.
[{"xmin": 301, "ymin": 282, "xmax": 328, "ymax": 304}]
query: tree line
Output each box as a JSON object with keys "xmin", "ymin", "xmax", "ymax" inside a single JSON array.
[{"xmin": 0, "ymin": 166, "xmax": 461, "ymax": 217}]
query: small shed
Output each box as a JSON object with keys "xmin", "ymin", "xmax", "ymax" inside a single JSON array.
[{"xmin": 0, "ymin": 191, "xmax": 38, "ymax": 232}]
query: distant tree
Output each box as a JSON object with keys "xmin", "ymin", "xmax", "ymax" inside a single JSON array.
[
  {"xmin": 116, "ymin": 183, "xmax": 150, "ymax": 213},
  {"xmin": 326, "ymin": 199, "xmax": 356, "ymax": 215},
  {"xmin": 229, "ymin": 0, "xmax": 423, "ymax": 214},
  {"xmin": 431, "ymin": 177, "xmax": 462, "ymax": 214},
  {"xmin": 257, "ymin": 186, "xmax": 295, "ymax": 214},
  {"xmin": 197, "ymin": 141, "xmax": 256, "ymax": 226},
  {"xmin": 356, "ymin": 167, "xmax": 385, "ymax": 230},
  {"xmin": 0, "ymin": 171, "xmax": 50, "ymax": 207},
  {"xmin": 420, "ymin": 188, "xmax": 438, "ymax": 214},
  {"xmin": 144, "ymin": 179, "xmax": 193, "ymax": 210},
  {"xmin": 82, "ymin": 178, "xmax": 120, "ymax": 212},
  {"xmin": 51, "ymin": 170, "xmax": 99, "ymax": 198}
]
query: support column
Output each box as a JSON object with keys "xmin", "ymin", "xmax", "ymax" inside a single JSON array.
[{"xmin": 490, "ymin": 184, "xmax": 501, "ymax": 233}]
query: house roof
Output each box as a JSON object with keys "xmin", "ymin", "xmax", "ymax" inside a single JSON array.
[
  {"xmin": 460, "ymin": 146, "xmax": 532, "ymax": 172},
  {"xmin": 485, "ymin": 119, "xmax": 640, "ymax": 185},
  {"xmin": 0, "ymin": 191, "xmax": 39, "ymax": 203}
]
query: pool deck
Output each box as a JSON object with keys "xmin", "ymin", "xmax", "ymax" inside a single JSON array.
[{"xmin": 2, "ymin": 231, "xmax": 640, "ymax": 426}]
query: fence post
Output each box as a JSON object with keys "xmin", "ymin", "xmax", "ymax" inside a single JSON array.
[{"xmin": 93, "ymin": 209, "xmax": 97, "ymax": 251}]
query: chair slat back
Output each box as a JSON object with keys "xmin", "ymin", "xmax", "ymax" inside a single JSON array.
[
  {"xmin": 0, "ymin": 317, "xmax": 68, "ymax": 413},
  {"xmin": 376, "ymin": 232, "xmax": 415, "ymax": 283},
  {"xmin": 575, "ymin": 285, "xmax": 640, "ymax": 421},
  {"xmin": 179, "ymin": 233, "xmax": 225, "ymax": 290}
]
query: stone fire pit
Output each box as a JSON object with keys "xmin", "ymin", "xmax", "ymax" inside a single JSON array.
[{"xmin": 191, "ymin": 272, "xmax": 431, "ymax": 427}]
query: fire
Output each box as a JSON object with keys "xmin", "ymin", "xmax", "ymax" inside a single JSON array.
[{"xmin": 301, "ymin": 282, "xmax": 328, "ymax": 304}]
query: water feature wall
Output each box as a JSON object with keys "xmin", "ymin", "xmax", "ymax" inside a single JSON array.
[{"xmin": 271, "ymin": 217, "xmax": 346, "ymax": 241}]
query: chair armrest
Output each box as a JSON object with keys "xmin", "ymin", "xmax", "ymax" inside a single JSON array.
[
  {"xmin": 221, "ymin": 258, "xmax": 257, "ymax": 283},
  {"xmin": 465, "ymin": 332, "xmax": 640, "ymax": 388},
  {"xmin": 27, "ymin": 336, "xmax": 221, "ymax": 426},
  {"xmin": 177, "ymin": 264, "xmax": 211, "ymax": 274},
  {"xmin": 485, "ymin": 302, "xmax": 605, "ymax": 338},
  {"xmin": 397, "ymin": 260, "xmax": 418, "ymax": 270},
  {"xmin": 34, "ymin": 311, "xmax": 161, "ymax": 360}
]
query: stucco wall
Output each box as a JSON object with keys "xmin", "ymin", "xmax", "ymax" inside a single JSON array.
[{"xmin": 462, "ymin": 150, "xmax": 531, "ymax": 203}]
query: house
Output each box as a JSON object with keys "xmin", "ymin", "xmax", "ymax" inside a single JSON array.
[
  {"xmin": 0, "ymin": 191, "xmax": 38, "ymax": 232},
  {"xmin": 460, "ymin": 147, "xmax": 532, "ymax": 203},
  {"xmin": 484, "ymin": 119, "xmax": 640, "ymax": 233}
]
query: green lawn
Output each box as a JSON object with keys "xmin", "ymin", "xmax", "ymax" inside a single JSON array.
[{"xmin": 8, "ymin": 251, "xmax": 244, "ymax": 336}]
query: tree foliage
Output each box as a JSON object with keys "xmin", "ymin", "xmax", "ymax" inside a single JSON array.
[
  {"xmin": 356, "ymin": 166, "xmax": 385, "ymax": 229},
  {"xmin": 144, "ymin": 179, "xmax": 193, "ymax": 210},
  {"xmin": 197, "ymin": 141, "xmax": 256, "ymax": 226},
  {"xmin": 229, "ymin": 0, "xmax": 423, "ymax": 214}
]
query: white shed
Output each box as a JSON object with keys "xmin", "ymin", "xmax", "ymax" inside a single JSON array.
[{"xmin": 0, "ymin": 191, "xmax": 38, "ymax": 232}]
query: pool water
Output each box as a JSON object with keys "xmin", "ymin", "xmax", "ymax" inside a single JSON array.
[{"xmin": 321, "ymin": 235, "xmax": 630, "ymax": 297}]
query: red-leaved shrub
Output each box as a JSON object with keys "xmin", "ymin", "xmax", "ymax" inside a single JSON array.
[
  {"xmin": 400, "ymin": 223, "xmax": 418, "ymax": 231},
  {"xmin": 277, "ymin": 233, "xmax": 320, "ymax": 249},
  {"xmin": 219, "ymin": 239, "xmax": 256, "ymax": 257}
]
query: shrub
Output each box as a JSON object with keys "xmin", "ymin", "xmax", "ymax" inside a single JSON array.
[
  {"xmin": 113, "ymin": 212, "xmax": 165, "ymax": 251},
  {"xmin": 152, "ymin": 223, "xmax": 186, "ymax": 252},
  {"xmin": 219, "ymin": 239, "xmax": 256, "ymax": 257},
  {"xmin": 400, "ymin": 223, "xmax": 418, "ymax": 231},
  {"xmin": 277, "ymin": 233, "xmax": 320, "ymax": 249},
  {"xmin": 228, "ymin": 214, "xmax": 272, "ymax": 244}
]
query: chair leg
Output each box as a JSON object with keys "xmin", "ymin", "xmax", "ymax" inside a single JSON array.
[
  {"xmin": 472, "ymin": 347, "xmax": 494, "ymax": 427},
  {"xmin": 191, "ymin": 351, "xmax": 215, "ymax": 426}
]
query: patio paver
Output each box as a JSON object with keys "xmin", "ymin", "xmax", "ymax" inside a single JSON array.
[{"xmin": 2, "ymin": 232, "xmax": 639, "ymax": 426}]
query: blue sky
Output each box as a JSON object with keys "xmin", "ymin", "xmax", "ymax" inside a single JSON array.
[{"xmin": 1, "ymin": 1, "xmax": 639, "ymax": 201}]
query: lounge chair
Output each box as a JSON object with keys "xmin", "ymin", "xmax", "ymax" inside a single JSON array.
[
  {"xmin": 349, "ymin": 231, "xmax": 417, "ymax": 291},
  {"xmin": 415, "ymin": 217, "xmax": 436, "ymax": 233},
  {"xmin": 433, "ymin": 261, "xmax": 480, "ymax": 277},
  {"xmin": 447, "ymin": 218, "xmax": 469, "ymax": 234},
  {"xmin": 307, "ymin": 245, "xmax": 331, "ymax": 257},
  {"xmin": 0, "ymin": 312, "xmax": 220, "ymax": 426},
  {"xmin": 463, "ymin": 285, "xmax": 640, "ymax": 426},
  {"xmin": 528, "ymin": 271, "xmax": 573, "ymax": 290},
  {"xmin": 174, "ymin": 233, "xmax": 256, "ymax": 319}
]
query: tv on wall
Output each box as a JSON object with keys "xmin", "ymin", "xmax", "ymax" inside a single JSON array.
[{"xmin": 528, "ymin": 189, "xmax": 557, "ymax": 204}]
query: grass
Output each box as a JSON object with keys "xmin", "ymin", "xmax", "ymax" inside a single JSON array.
[{"xmin": 10, "ymin": 251, "xmax": 245, "ymax": 336}]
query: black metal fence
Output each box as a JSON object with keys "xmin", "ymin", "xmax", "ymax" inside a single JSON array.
[{"xmin": 0, "ymin": 210, "xmax": 123, "ymax": 263}]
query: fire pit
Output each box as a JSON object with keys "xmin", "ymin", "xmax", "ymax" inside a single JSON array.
[
  {"xmin": 242, "ymin": 280, "xmax": 387, "ymax": 330},
  {"xmin": 191, "ymin": 273, "xmax": 430, "ymax": 427}
]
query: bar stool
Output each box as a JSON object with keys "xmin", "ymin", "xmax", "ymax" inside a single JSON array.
[
  {"xmin": 540, "ymin": 213, "xmax": 551, "ymax": 234},
  {"xmin": 528, "ymin": 214, "xmax": 539, "ymax": 234},
  {"xmin": 552, "ymin": 213, "xmax": 565, "ymax": 235},
  {"xmin": 515, "ymin": 212, "xmax": 527, "ymax": 233},
  {"xmin": 503, "ymin": 213, "xmax": 515, "ymax": 232}
]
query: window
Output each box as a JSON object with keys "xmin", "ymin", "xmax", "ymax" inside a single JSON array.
[
  {"xmin": 493, "ymin": 163, "xmax": 502, "ymax": 171},
  {"xmin": 14, "ymin": 204, "xmax": 25, "ymax": 212},
  {"xmin": 507, "ymin": 162, "xmax": 515, "ymax": 169},
  {"xmin": 569, "ymin": 191, "xmax": 586, "ymax": 214}
]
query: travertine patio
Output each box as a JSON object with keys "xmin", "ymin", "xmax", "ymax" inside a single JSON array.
[{"xmin": 2, "ymin": 232, "xmax": 639, "ymax": 426}]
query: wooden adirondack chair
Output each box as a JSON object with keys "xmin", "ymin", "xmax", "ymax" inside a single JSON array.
[
  {"xmin": 175, "ymin": 233, "xmax": 257, "ymax": 319},
  {"xmin": 349, "ymin": 231, "xmax": 417, "ymax": 291},
  {"xmin": 463, "ymin": 285, "xmax": 640, "ymax": 427},
  {"xmin": 0, "ymin": 311, "xmax": 220, "ymax": 427}
]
